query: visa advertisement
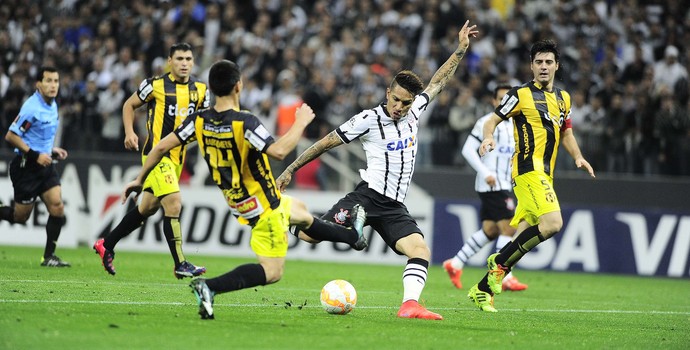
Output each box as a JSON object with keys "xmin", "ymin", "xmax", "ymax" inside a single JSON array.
[{"xmin": 432, "ymin": 199, "xmax": 690, "ymax": 278}]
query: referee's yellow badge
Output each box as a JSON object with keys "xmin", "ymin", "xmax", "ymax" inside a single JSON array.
[{"xmin": 190, "ymin": 91, "xmax": 199, "ymax": 103}]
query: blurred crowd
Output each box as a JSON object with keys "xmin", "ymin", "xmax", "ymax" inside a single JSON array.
[{"xmin": 1, "ymin": 0, "xmax": 690, "ymax": 177}]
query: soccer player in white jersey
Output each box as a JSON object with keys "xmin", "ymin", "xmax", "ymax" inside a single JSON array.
[
  {"xmin": 443, "ymin": 84, "xmax": 528, "ymax": 291},
  {"xmin": 276, "ymin": 20, "xmax": 478, "ymax": 320}
]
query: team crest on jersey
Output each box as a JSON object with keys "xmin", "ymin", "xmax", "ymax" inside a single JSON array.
[
  {"xmin": 333, "ymin": 208, "xmax": 350, "ymax": 225},
  {"xmin": 558, "ymin": 99, "xmax": 565, "ymax": 113},
  {"xmin": 190, "ymin": 90, "xmax": 199, "ymax": 102}
]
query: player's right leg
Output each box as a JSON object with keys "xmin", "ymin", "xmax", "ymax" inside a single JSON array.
[
  {"xmin": 289, "ymin": 196, "xmax": 368, "ymax": 250},
  {"xmin": 189, "ymin": 202, "xmax": 291, "ymax": 319},
  {"xmin": 93, "ymin": 192, "xmax": 155, "ymax": 275}
]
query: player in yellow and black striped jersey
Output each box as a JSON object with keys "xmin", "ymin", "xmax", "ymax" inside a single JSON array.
[
  {"xmin": 93, "ymin": 43, "xmax": 208, "ymax": 279},
  {"xmin": 121, "ymin": 60, "xmax": 367, "ymax": 319},
  {"xmin": 468, "ymin": 39, "xmax": 596, "ymax": 312},
  {"xmin": 496, "ymin": 80, "xmax": 571, "ymax": 180}
]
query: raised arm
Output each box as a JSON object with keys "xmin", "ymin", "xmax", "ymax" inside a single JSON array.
[
  {"xmin": 275, "ymin": 131, "xmax": 344, "ymax": 192},
  {"xmin": 423, "ymin": 20, "xmax": 478, "ymax": 101},
  {"xmin": 265, "ymin": 103, "xmax": 315, "ymax": 160}
]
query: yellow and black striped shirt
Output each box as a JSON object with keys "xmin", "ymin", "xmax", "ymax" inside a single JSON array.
[
  {"xmin": 494, "ymin": 81, "xmax": 572, "ymax": 179},
  {"xmin": 136, "ymin": 73, "xmax": 209, "ymax": 165},
  {"xmin": 174, "ymin": 108, "xmax": 278, "ymax": 226}
]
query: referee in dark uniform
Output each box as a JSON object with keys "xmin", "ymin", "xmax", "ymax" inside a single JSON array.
[{"xmin": 0, "ymin": 67, "xmax": 70, "ymax": 267}]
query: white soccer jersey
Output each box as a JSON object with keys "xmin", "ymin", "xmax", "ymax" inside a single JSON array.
[
  {"xmin": 462, "ymin": 112, "xmax": 515, "ymax": 192},
  {"xmin": 335, "ymin": 93, "xmax": 430, "ymax": 203}
]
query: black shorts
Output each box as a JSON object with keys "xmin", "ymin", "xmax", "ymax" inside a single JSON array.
[
  {"xmin": 321, "ymin": 181, "xmax": 422, "ymax": 255},
  {"xmin": 478, "ymin": 190, "xmax": 515, "ymax": 222},
  {"xmin": 9, "ymin": 155, "xmax": 61, "ymax": 204}
]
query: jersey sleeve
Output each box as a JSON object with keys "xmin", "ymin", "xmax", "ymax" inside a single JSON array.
[
  {"xmin": 136, "ymin": 78, "xmax": 155, "ymax": 103},
  {"xmin": 336, "ymin": 110, "xmax": 371, "ymax": 143},
  {"xmin": 409, "ymin": 93, "xmax": 430, "ymax": 121},
  {"xmin": 243, "ymin": 114, "xmax": 275, "ymax": 152},
  {"xmin": 468, "ymin": 116, "xmax": 485, "ymax": 141},
  {"xmin": 201, "ymin": 86, "xmax": 210, "ymax": 109},
  {"xmin": 560, "ymin": 91, "xmax": 573, "ymax": 131},
  {"xmin": 8, "ymin": 103, "xmax": 37, "ymax": 136},
  {"xmin": 174, "ymin": 114, "xmax": 198, "ymax": 146},
  {"xmin": 494, "ymin": 87, "xmax": 520, "ymax": 120}
]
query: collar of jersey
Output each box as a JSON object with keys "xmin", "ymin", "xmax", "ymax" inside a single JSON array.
[
  {"xmin": 531, "ymin": 80, "xmax": 552, "ymax": 92},
  {"xmin": 379, "ymin": 102, "xmax": 402, "ymax": 122},
  {"xmin": 167, "ymin": 73, "xmax": 189, "ymax": 84},
  {"xmin": 34, "ymin": 90, "xmax": 54, "ymax": 108}
]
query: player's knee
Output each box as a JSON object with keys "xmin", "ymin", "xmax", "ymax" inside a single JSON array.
[
  {"xmin": 47, "ymin": 202, "xmax": 64, "ymax": 216},
  {"xmin": 539, "ymin": 219, "xmax": 563, "ymax": 237},
  {"xmin": 161, "ymin": 202, "xmax": 181, "ymax": 217},
  {"xmin": 139, "ymin": 205, "xmax": 159, "ymax": 217},
  {"xmin": 263, "ymin": 265, "xmax": 284, "ymax": 284}
]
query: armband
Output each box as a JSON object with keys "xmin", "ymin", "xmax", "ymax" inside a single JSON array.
[{"xmin": 26, "ymin": 149, "xmax": 40, "ymax": 163}]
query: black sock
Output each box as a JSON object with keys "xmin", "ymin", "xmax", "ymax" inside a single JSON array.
[
  {"xmin": 495, "ymin": 225, "xmax": 546, "ymax": 268},
  {"xmin": 163, "ymin": 216, "xmax": 184, "ymax": 267},
  {"xmin": 0, "ymin": 205, "xmax": 14, "ymax": 223},
  {"xmin": 205, "ymin": 263, "xmax": 267, "ymax": 294},
  {"xmin": 44, "ymin": 215, "xmax": 65, "ymax": 258},
  {"xmin": 301, "ymin": 217, "xmax": 357, "ymax": 245},
  {"xmin": 103, "ymin": 208, "xmax": 145, "ymax": 251},
  {"xmin": 478, "ymin": 273, "xmax": 492, "ymax": 294}
]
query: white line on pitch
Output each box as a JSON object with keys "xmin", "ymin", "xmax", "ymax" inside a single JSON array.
[{"xmin": 1, "ymin": 299, "xmax": 689, "ymax": 315}]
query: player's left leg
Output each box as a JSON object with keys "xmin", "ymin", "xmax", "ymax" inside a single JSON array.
[
  {"xmin": 496, "ymin": 218, "xmax": 527, "ymax": 291},
  {"xmin": 395, "ymin": 233, "xmax": 443, "ymax": 320},
  {"xmin": 290, "ymin": 196, "xmax": 368, "ymax": 250},
  {"xmin": 160, "ymin": 192, "xmax": 205, "ymax": 278},
  {"xmin": 40, "ymin": 185, "xmax": 70, "ymax": 267}
]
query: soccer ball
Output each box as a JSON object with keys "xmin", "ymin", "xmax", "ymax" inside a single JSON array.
[{"xmin": 320, "ymin": 279, "xmax": 357, "ymax": 315}]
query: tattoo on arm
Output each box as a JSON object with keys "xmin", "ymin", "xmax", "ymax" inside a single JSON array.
[
  {"xmin": 286, "ymin": 131, "xmax": 343, "ymax": 174},
  {"xmin": 425, "ymin": 48, "xmax": 466, "ymax": 100}
]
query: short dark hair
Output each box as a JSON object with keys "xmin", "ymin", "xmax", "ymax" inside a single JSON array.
[
  {"xmin": 36, "ymin": 66, "xmax": 58, "ymax": 82},
  {"xmin": 530, "ymin": 39, "xmax": 560, "ymax": 62},
  {"xmin": 169, "ymin": 42, "xmax": 193, "ymax": 57},
  {"xmin": 494, "ymin": 83, "xmax": 512, "ymax": 98},
  {"xmin": 209, "ymin": 60, "xmax": 241, "ymax": 97},
  {"xmin": 390, "ymin": 70, "xmax": 424, "ymax": 96}
]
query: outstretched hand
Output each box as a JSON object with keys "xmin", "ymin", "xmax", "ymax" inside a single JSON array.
[
  {"xmin": 121, "ymin": 180, "xmax": 144, "ymax": 204},
  {"xmin": 576, "ymin": 158, "xmax": 596, "ymax": 178},
  {"xmin": 458, "ymin": 20, "xmax": 479, "ymax": 50},
  {"xmin": 479, "ymin": 138, "xmax": 495, "ymax": 157},
  {"xmin": 275, "ymin": 170, "xmax": 293, "ymax": 193}
]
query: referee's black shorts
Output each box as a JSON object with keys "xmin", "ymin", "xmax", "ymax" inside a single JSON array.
[
  {"xmin": 9, "ymin": 155, "xmax": 61, "ymax": 204},
  {"xmin": 321, "ymin": 181, "xmax": 422, "ymax": 255}
]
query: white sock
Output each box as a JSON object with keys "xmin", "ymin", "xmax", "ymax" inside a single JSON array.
[
  {"xmin": 451, "ymin": 229, "xmax": 490, "ymax": 269},
  {"xmin": 402, "ymin": 259, "xmax": 428, "ymax": 303},
  {"xmin": 495, "ymin": 235, "xmax": 512, "ymax": 253}
]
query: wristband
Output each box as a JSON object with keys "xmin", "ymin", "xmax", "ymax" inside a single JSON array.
[{"xmin": 26, "ymin": 149, "xmax": 40, "ymax": 163}]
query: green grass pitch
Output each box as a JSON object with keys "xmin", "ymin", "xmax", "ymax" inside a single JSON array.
[{"xmin": 1, "ymin": 245, "xmax": 688, "ymax": 349}]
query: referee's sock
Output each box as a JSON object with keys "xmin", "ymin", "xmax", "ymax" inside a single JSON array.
[
  {"xmin": 301, "ymin": 217, "xmax": 358, "ymax": 246},
  {"xmin": 103, "ymin": 208, "xmax": 146, "ymax": 251},
  {"xmin": 44, "ymin": 215, "xmax": 65, "ymax": 258}
]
